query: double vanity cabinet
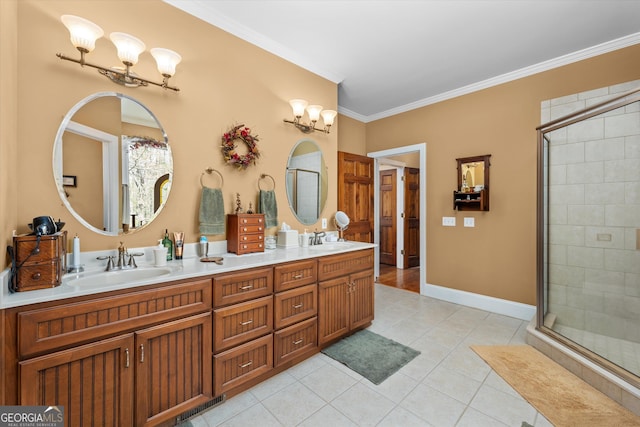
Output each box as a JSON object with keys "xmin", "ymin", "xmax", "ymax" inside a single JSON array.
[{"xmin": 0, "ymin": 246, "xmax": 374, "ymax": 427}]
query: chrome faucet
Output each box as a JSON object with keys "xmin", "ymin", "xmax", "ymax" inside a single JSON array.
[
  {"xmin": 311, "ymin": 231, "xmax": 326, "ymax": 245},
  {"xmin": 97, "ymin": 242, "xmax": 143, "ymax": 271}
]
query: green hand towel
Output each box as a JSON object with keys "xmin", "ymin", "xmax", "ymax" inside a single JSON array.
[
  {"xmin": 199, "ymin": 187, "xmax": 225, "ymax": 235},
  {"xmin": 258, "ymin": 189, "xmax": 278, "ymax": 228}
]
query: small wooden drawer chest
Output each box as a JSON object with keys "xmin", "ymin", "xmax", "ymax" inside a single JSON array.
[
  {"xmin": 11, "ymin": 231, "xmax": 67, "ymax": 292},
  {"xmin": 227, "ymin": 214, "xmax": 265, "ymax": 255}
]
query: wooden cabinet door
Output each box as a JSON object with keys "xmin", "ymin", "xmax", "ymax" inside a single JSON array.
[
  {"xmin": 318, "ymin": 277, "xmax": 350, "ymax": 345},
  {"xmin": 349, "ymin": 269, "xmax": 375, "ymax": 330},
  {"xmin": 135, "ymin": 312, "xmax": 212, "ymax": 427},
  {"xmin": 19, "ymin": 334, "xmax": 134, "ymax": 427}
]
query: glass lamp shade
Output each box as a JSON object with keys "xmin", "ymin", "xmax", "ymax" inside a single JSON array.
[
  {"xmin": 150, "ymin": 48, "xmax": 182, "ymax": 77},
  {"xmin": 321, "ymin": 109, "xmax": 337, "ymax": 126},
  {"xmin": 289, "ymin": 99, "xmax": 308, "ymax": 118},
  {"xmin": 306, "ymin": 105, "xmax": 323, "ymax": 122},
  {"xmin": 61, "ymin": 15, "xmax": 104, "ymax": 53},
  {"xmin": 110, "ymin": 32, "xmax": 146, "ymax": 65}
]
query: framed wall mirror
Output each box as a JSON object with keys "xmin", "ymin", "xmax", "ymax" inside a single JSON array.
[
  {"xmin": 454, "ymin": 154, "xmax": 491, "ymax": 211},
  {"xmin": 285, "ymin": 138, "xmax": 328, "ymax": 225},
  {"xmin": 53, "ymin": 92, "xmax": 173, "ymax": 236}
]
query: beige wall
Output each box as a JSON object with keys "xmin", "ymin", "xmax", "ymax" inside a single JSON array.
[
  {"xmin": 1, "ymin": 0, "xmax": 19, "ymax": 273},
  {"xmin": 337, "ymin": 114, "xmax": 367, "ymax": 155},
  {"xmin": 355, "ymin": 45, "xmax": 640, "ymax": 305},
  {"xmin": 5, "ymin": 0, "xmax": 337, "ymax": 261}
]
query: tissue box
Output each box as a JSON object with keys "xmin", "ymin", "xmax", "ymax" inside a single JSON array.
[{"xmin": 277, "ymin": 230, "xmax": 299, "ymax": 248}]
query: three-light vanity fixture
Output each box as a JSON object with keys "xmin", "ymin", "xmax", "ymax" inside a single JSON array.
[
  {"xmin": 283, "ymin": 99, "xmax": 337, "ymax": 134},
  {"xmin": 57, "ymin": 15, "xmax": 182, "ymax": 92}
]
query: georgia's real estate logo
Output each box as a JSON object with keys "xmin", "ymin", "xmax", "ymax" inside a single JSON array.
[{"xmin": 0, "ymin": 406, "xmax": 64, "ymax": 427}]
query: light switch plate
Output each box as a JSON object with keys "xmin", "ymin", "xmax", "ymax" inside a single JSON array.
[
  {"xmin": 442, "ymin": 217, "xmax": 456, "ymax": 227},
  {"xmin": 464, "ymin": 217, "xmax": 475, "ymax": 227},
  {"xmin": 321, "ymin": 218, "xmax": 327, "ymax": 229}
]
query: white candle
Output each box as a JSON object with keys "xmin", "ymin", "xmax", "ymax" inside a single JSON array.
[{"xmin": 72, "ymin": 234, "xmax": 80, "ymax": 267}]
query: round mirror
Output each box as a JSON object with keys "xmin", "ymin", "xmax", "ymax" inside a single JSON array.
[
  {"xmin": 285, "ymin": 138, "xmax": 327, "ymax": 225},
  {"xmin": 53, "ymin": 92, "xmax": 173, "ymax": 236}
]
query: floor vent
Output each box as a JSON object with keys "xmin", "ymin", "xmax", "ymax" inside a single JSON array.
[{"xmin": 175, "ymin": 394, "xmax": 226, "ymax": 424}]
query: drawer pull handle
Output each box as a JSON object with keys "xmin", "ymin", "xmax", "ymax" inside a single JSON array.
[
  {"xmin": 240, "ymin": 319, "xmax": 253, "ymax": 326},
  {"xmin": 240, "ymin": 285, "xmax": 253, "ymax": 290},
  {"xmin": 258, "ymin": 227, "xmax": 263, "ymax": 231},
  {"xmin": 140, "ymin": 344, "xmax": 145, "ymax": 363},
  {"xmin": 293, "ymin": 339, "xmax": 303, "ymax": 345},
  {"xmin": 125, "ymin": 348, "xmax": 130, "ymax": 368},
  {"xmin": 293, "ymin": 274, "xmax": 303, "ymax": 279},
  {"xmin": 293, "ymin": 303, "xmax": 303, "ymax": 309},
  {"xmin": 31, "ymin": 272, "xmax": 41, "ymax": 280},
  {"xmin": 243, "ymin": 227, "xmax": 248, "ymax": 232},
  {"xmin": 242, "ymin": 219, "xmax": 248, "ymax": 223},
  {"xmin": 239, "ymin": 360, "xmax": 253, "ymax": 368}
]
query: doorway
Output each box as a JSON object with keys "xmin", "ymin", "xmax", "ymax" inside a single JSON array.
[{"xmin": 368, "ymin": 143, "xmax": 427, "ymax": 295}]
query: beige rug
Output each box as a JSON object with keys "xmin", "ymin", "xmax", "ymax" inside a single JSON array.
[{"xmin": 471, "ymin": 345, "xmax": 640, "ymax": 427}]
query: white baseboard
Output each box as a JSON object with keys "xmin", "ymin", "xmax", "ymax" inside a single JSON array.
[{"xmin": 421, "ymin": 283, "xmax": 535, "ymax": 321}]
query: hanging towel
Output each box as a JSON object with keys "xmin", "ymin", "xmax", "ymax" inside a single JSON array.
[
  {"xmin": 199, "ymin": 187, "xmax": 225, "ymax": 235},
  {"xmin": 259, "ymin": 189, "xmax": 278, "ymax": 228}
]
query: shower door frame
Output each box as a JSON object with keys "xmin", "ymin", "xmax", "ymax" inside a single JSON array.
[{"xmin": 536, "ymin": 85, "xmax": 640, "ymax": 389}]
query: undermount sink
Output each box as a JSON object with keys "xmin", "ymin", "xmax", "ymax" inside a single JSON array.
[
  {"xmin": 308, "ymin": 242, "xmax": 355, "ymax": 251},
  {"xmin": 65, "ymin": 267, "xmax": 172, "ymax": 287}
]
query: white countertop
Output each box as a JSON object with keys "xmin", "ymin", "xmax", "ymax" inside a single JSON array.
[{"xmin": 0, "ymin": 241, "xmax": 375, "ymax": 309}]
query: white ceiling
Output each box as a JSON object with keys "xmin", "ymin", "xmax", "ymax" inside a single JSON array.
[{"xmin": 164, "ymin": 0, "xmax": 640, "ymax": 122}]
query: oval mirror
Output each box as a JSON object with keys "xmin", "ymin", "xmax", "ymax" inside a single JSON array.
[
  {"xmin": 285, "ymin": 138, "xmax": 327, "ymax": 225},
  {"xmin": 53, "ymin": 92, "xmax": 173, "ymax": 236}
]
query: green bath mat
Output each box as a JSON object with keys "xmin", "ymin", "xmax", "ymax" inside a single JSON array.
[{"xmin": 321, "ymin": 329, "xmax": 420, "ymax": 385}]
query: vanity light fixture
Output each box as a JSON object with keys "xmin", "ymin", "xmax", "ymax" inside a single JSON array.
[
  {"xmin": 283, "ymin": 99, "xmax": 337, "ymax": 134},
  {"xmin": 57, "ymin": 15, "xmax": 182, "ymax": 92}
]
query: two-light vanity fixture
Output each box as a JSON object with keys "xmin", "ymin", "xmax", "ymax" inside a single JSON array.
[
  {"xmin": 57, "ymin": 15, "xmax": 181, "ymax": 92},
  {"xmin": 283, "ymin": 99, "xmax": 337, "ymax": 134}
]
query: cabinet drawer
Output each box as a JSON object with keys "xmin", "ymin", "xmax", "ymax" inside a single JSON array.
[
  {"xmin": 238, "ymin": 224, "xmax": 265, "ymax": 234},
  {"xmin": 214, "ymin": 334, "xmax": 273, "ymax": 395},
  {"xmin": 14, "ymin": 232, "xmax": 65, "ymax": 264},
  {"xmin": 18, "ymin": 278, "xmax": 212, "ymax": 358},
  {"xmin": 317, "ymin": 249, "xmax": 374, "ymax": 281},
  {"xmin": 237, "ymin": 216, "xmax": 265, "ymax": 226},
  {"xmin": 274, "ymin": 260, "xmax": 317, "ymax": 292},
  {"xmin": 238, "ymin": 233, "xmax": 264, "ymax": 243},
  {"xmin": 274, "ymin": 284, "xmax": 317, "ymax": 329},
  {"xmin": 15, "ymin": 261, "xmax": 62, "ymax": 291},
  {"xmin": 213, "ymin": 267, "xmax": 272, "ymax": 307},
  {"xmin": 236, "ymin": 242, "xmax": 264, "ymax": 254},
  {"xmin": 214, "ymin": 296, "xmax": 273, "ymax": 352},
  {"xmin": 274, "ymin": 317, "xmax": 317, "ymax": 367}
]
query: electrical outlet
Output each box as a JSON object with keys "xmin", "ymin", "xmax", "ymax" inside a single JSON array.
[
  {"xmin": 321, "ymin": 218, "xmax": 327, "ymax": 229},
  {"xmin": 442, "ymin": 217, "xmax": 456, "ymax": 227},
  {"xmin": 464, "ymin": 217, "xmax": 475, "ymax": 227}
]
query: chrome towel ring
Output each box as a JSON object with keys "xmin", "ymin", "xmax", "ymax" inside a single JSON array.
[{"xmin": 201, "ymin": 167, "xmax": 224, "ymax": 189}]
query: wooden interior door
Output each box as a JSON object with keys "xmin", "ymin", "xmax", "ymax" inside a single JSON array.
[
  {"xmin": 403, "ymin": 167, "xmax": 420, "ymax": 268},
  {"xmin": 337, "ymin": 152, "xmax": 374, "ymax": 242},
  {"xmin": 379, "ymin": 169, "xmax": 397, "ymax": 265}
]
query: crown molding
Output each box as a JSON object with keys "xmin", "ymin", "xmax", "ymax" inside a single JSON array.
[
  {"xmin": 164, "ymin": 0, "xmax": 345, "ymax": 84},
  {"xmin": 353, "ymin": 32, "xmax": 640, "ymax": 123}
]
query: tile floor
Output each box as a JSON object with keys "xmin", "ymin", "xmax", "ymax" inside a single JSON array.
[{"xmin": 187, "ymin": 283, "xmax": 553, "ymax": 426}]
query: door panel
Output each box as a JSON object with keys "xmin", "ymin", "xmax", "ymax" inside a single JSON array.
[
  {"xmin": 20, "ymin": 334, "xmax": 134, "ymax": 427},
  {"xmin": 404, "ymin": 167, "xmax": 420, "ymax": 268},
  {"xmin": 338, "ymin": 152, "xmax": 374, "ymax": 243},
  {"xmin": 379, "ymin": 169, "xmax": 396, "ymax": 265}
]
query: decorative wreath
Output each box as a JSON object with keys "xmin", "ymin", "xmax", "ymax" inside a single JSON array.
[{"xmin": 221, "ymin": 124, "xmax": 260, "ymax": 170}]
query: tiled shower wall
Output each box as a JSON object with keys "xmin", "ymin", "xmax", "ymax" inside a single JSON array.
[{"xmin": 542, "ymin": 79, "xmax": 640, "ymax": 342}]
